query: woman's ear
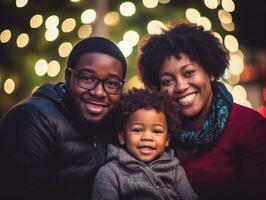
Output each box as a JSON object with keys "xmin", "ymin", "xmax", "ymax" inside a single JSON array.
[{"xmin": 118, "ymin": 132, "xmax": 126, "ymax": 145}]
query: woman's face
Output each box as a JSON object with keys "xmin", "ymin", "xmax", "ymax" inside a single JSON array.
[{"xmin": 159, "ymin": 53, "xmax": 213, "ymax": 122}]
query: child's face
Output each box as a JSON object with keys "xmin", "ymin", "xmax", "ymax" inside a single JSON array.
[{"xmin": 119, "ymin": 108, "xmax": 169, "ymax": 163}]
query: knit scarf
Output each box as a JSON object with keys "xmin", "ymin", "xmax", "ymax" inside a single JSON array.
[{"xmin": 175, "ymin": 81, "xmax": 233, "ymax": 150}]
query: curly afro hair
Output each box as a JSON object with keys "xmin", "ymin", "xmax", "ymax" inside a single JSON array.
[
  {"xmin": 138, "ymin": 22, "xmax": 229, "ymax": 89},
  {"xmin": 120, "ymin": 88, "xmax": 180, "ymax": 138}
]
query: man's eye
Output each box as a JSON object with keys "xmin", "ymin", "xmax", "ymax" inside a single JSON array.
[
  {"xmin": 79, "ymin": 74, "xmax": 95, "ymax": 82},
  {"xmin": 105, "ymin": 79, "xmax": 120, "ymax": 88}
]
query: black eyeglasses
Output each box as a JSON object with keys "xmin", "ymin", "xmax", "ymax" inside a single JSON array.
[{"xmin": 67, "ymin": 68, "xmax": 124, "ymax": 94}]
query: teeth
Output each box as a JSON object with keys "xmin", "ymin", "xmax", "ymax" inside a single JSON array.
[{"xmin": 178, "ymin": 93, "xmax": 196, "ymax": 105}]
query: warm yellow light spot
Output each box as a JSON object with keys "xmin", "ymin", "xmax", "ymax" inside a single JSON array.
[
  {"xmin": 231, "ymin": 49, "xmax": 244, "ymax": 60},
  {"xmin": 232, "ymin": 85, "xmax": 247, "ymax": 106},
  {"xmin": 143, "ymin": 0, "xmax": 159, "ymax": 8},
  {"xmin": 197, "ymin": 17, "xmax": 212, "ymax": 31},
  {"xmin": 229, "ymin": 54, "xmax": 244, "ymax": 75},
  {"xmin": 147, "ymin": 20, "xmax": 165, "ymax": 34},
  {"xmin": 224, "ymin": 34, "xmax": 239, "ymax": 52},
  {"xmin": 61, "ymin": 18, "xmax": 76, "ymax": 33},
  {"xmin": 185, "ymin": 8, "xmax": 201, "ymax": 23},
  {"xmin": 221, "ymin": 22, "xmax": 235, "ymax": 32},
  {"xmin": 30, "ymin": 14, "xmax": 43, "ymax": 28},
  {"xmin": 118, "ymin": 40, "xmax": 133, "ymax": 58},
  {"xmin": 225, "ymin": 69, "xmax": 240, "ymax": 85},
  {"xmin": 104, "ymin": 12, "xmax": 120, "ymax": 26},
  {"xmin": 81, "ymin": 9, "xmax": 96, "ymax": 24},
  {"xmin": 221, "ymin": 0, "xmax": 235, "ymax": 12},
  {"xmin": 159, "ymin": 0, "xmax": 170, "ymax": 4},
  {"xmin": 16, "ymin": 0, "xmax": 28, "ymax": 8},
  {"xmin": 119, "ymin": 2, "xmax": 136, "ymax": 17},
  {"xmin": 4, "ymin": 78, "xmax": 15, "ymax": 94},
  {"xmin": 123, "ymin": 30, "xmax": 140, "ymax": 46},
  {"xmin": 58, "ymin": 42, "xmax": 73, "ymax": 58},
  {"xmin": 35, "ymin": 59, "xmax": 48, "ymax": 76},
  {"xmin": 124, "ymin": 76, "xmax": 145, "ymax": 92},
  {"xmin": 212, "ymin": 32, "xmax": 223, "ymax": 44},
  {"xmin": 45, "ymin": 28, "xmax": 59, "ymax": 42},
  {"xmin": 45, "ymin": 15, "xmax": 59, "ymax": 29},
  {"xmin": 47, "ymin": 60, "xmax": 61, "ymax": 77},
  {"xmin": 0, "ymin": 29, "xmax": 12, "ymax": 43},
  {"xmin": 78, "ymin": 25, "xmax": 92, "ymax": 39},
  {"xmin": 70, "ymin": 0, "xmax": 80, "ymax": 2},
  {"xmin": 16, "ymin": 33, "xmax": 29, "ymax": 48},
  {"xmin": 204, "ymin": 0, "xmax": 219, "ymax": 9},
  {"xmin": 218, "ymin": 10, "xmax": 232, "ymax": 24}
]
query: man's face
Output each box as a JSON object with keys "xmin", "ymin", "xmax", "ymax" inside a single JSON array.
[{"xmin": 66, "ymin": 52, "xmax": 124, "ymax": 123}]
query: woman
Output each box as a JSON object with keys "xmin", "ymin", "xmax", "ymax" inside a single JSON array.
[{"xmin": 138, "ymin": 23, "xmax": 266, "ymax": 200}]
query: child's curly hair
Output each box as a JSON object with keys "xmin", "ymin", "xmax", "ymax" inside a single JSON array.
[{"xmin": 120, "ymin": 88, "xmax": 180, "ymax": 138}]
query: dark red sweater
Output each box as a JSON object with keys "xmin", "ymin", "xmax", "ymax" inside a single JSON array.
[{"xmin": 177, "ymin": 104, "xmax": 266, "ymax": 200}]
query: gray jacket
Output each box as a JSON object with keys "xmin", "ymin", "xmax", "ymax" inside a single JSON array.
[{"xmin": 91, "ymin": 144, "xmax": 198, "ymax": 200}]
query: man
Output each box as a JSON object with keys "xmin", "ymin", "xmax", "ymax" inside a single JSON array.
[{"xmin": 0, "ymin": 37, "xmax": 127, "ymax": 200}]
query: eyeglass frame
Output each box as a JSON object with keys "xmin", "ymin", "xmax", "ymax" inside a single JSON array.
[{"xmin": 67, "ymin": 67, "xmax": 125, "ymax": 94}]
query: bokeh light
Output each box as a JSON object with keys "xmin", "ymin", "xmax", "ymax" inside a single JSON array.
[
  {"xmin": 47, "ymin": 60, "xmax": 61, "ymax": 77},
  {"xmin": 16, "ymin": 0, "xmax": 28, "ymax": 8},
  {"xmin": 45, "ymin": 15, "xmax": 59, "ymax": 29},
  {"xmin": 16, "ymin": 33, "xmax": 29, "ymax": 48},
  {"xmin": 221, "ymin": 0, "xmax": 235, "ymax": 12},
  {"xmin": 123, "ymin": 30, "xmax": 140, "ymax": 46},
  {"xmin": 61, "ymin": 18, "xmax": 76, "ymax": 33},
  {"xmin": 104, "ymin": 12, "xmax": 120, "ymax": 26},
  {"xmin": 45, "ymin": 28, "xmax": 59, "ymax": 41},
  {"xmin": 35, "ymin": 59, "xmax": 48, "ymax": 76},
  {"xmin": 78, "ymin": 24, "xmax": 92, "ymax": 39},
  {"xmin": 185, "ymin": 8, "xmax": 201, "ymax": 23},
  {"xmin": 118, "ymin": 40, "xmax": 133, "ymax": 57},
  {"xmin": 204, "ymin": 0, "xmax": 219, "ymax": 9},
  {"xmin": 4, "ymin": 78, "xmax": 15, "ymax": 94},
  {"xmin": 147, "ymin": 20, "xmax": 165, "ymax": 34},
  {"xmin": 143, "ymin": 0, "xmax": 159, "ymax": 8},
  {"xmin": 224, "ymin": 34, "xmax": 239, "ymax": 52},
  {"xmin": 58, "ymin": 42, "xmax": 73, "ymax": 58},
  {"xmin": 81, "ymin": 9, "xmax": 96, "ymax": 24},
  {"xmin": 0, "ymin": 29, "xmax": 12, "ymax": 43},
  {"xmin": 119, "ymin": 2, "xmax": 136, "ymax": 17},
  {"xmin": 124, "ymin": 75, "xmax": 144, "ymax": 92},
  {"xmin": 30, "ymin": 14, "xmax": 43, "ymax": 28}
]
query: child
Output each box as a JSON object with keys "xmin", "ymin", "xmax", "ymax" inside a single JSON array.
[{"xmin": 91, "ymin": 88, "xmax": 198, "ymax": 200}]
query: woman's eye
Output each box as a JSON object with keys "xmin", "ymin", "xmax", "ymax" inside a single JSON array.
[
  {"xmin": 184, "ymin": 70, "xmax": 195, "ymax": 78},
  {"xmin": 160, "ymin": 79, "xmax": 173, "ymax": 86}
]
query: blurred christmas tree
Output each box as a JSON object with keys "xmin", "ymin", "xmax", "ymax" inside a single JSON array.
[{"xmin": 0, "ymin": 0, "xmax": 259, "ymax": 117}]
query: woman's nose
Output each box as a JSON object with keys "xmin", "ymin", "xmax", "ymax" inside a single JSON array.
[{"xmin": 174, "ymin": 78, "xmax": 189, "ymax": 93}]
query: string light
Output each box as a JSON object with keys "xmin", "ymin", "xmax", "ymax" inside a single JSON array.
[
  {"xmin": 119, "ymin": 2, "xmax": 136, "ymax": 17},
  {"xmin": 16, "ymin": 33, "xmax": 29, "ymax": 48},
  {"xmin": 123, "ymin": 30, "xmax": 140, "ymax": 46},
  {"xmin": 143, "ymin": 0, "xmax": 159, "ymax": 9},
  {"xmin": 4, "ymin": 78, "xmax": 15, "ymax": 94},
  {"xmin": 147, "ymin": 20, "xmax": 165, "ymax": 34},
  {"xmin": 185, "ymin": 8, "xmax": 201, "ymax": 23},
  {"xmin": 30, "ymin": 14, "xmax": 43, "ymax": 29},
  {"xmin": 104, "ymin": 12, "xmax": 120, "ymax": 26},
  {"xmin": 117, "ymin": 40, "xmax": 133, "ymax": 57},
  {"xmin": 16, "ymin": 0, "xmax": 28, "ymax": 8},
  {"xmin": 78, "ymin": 24, "xmax": 92, "ymax": 39},
  {"xmin": 0, "ymin": 29, "xmax": 12, "ymax": 43},
  {"xmin": 81, "ymin": 9, "xmax": 96, "ymax": 24}
]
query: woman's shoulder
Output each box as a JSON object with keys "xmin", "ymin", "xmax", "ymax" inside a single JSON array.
[{"xmin": 230, "ymin": 103, "xmax": 265, "ymax": 124}]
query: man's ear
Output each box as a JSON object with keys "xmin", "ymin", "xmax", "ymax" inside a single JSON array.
[
  {"xmin": 65, "ymin": 67, "xmax": 70, "ymax": 83},
  {"xmin": 118, "ymin": 132, "xmax": 126, "ymax": 145}
]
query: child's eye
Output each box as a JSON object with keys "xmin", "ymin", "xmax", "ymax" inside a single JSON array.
[
  {"xmin": 153, "ymin": 129, "xmax": 163, "ymax": 134},
  {"xmin": 132, "ymin": 128, "xmax": 142, "ymax": 133}
]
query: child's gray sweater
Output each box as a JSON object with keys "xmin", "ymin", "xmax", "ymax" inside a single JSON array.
[{"xmin": 91, "ymin": 144, "xmax": 198, "ymax": 200}]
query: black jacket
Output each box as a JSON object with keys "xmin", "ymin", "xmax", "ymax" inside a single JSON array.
[{"xmin": 0, "ymin": 82, "xmax": 117, "ymax": 200}]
